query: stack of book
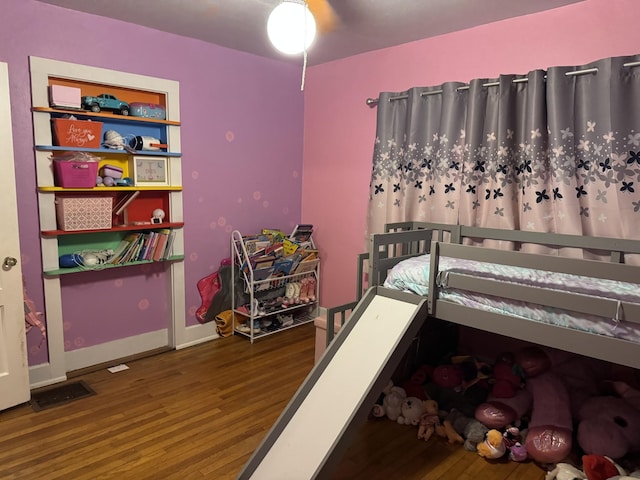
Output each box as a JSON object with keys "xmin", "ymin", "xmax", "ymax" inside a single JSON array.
[
  {"xmin": 109, "ymin": 229, "xmax": 176, "ymax": 265},
  {"xmin": 238, "ymin": 225, "xmax": 319, "ymax": 285}
]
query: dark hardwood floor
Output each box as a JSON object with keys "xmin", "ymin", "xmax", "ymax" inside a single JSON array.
[{"xmin": 0, "ymin": 324, "xmax": 545, "ymax": 479}]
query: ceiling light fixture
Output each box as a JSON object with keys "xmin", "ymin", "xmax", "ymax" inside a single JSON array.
[{"xmin": 267, "ymin": 0, "xmax": 317, "ymax": 55}]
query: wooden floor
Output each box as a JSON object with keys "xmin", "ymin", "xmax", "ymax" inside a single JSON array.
[{"xmin": 0, "ymin": 324, "xmax": 546, "ymax": 479}]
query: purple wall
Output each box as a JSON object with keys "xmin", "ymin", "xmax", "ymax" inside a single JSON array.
[{"xmin": 2, "ymin": 0, "xmax": 305, "ymax": 365}]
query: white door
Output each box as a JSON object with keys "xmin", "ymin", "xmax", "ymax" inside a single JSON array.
[{"xmin": 0, "ymin": 61, "xmax": 30, "ymax": 410}]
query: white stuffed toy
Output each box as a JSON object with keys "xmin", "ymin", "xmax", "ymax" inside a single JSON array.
[
  {"xmin": 545, "ymin": 463, "xmax": 587, "ymax": 480},
  {"xmin": 372, "ymin": 380, "xmax": 407, "ymax": 422},
  {"xmin": 397, "ymin": 396, "xmax": 425, "ymax": 426}
]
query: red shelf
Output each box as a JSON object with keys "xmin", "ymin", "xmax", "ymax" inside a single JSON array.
[{"xmin": 41, "ymin": 221, "xmax": 184, "ymax": 237}]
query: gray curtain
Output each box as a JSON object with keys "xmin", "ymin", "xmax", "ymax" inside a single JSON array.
[{"xmin": 367, "ymin": 54, "xmax": 640, "ymax": 257}]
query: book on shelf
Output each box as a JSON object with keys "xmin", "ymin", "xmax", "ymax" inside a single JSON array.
[
  {"xmin": 152, "ymin": 229, "xmax": 171, "ymax": 261},
  {"xmin": 110, "ymin": 233, "xmax": 139, "ymax": 264},
  {"xmin": 137, "ymin": 232, "xmax": 154, "ymax": 262},
  {"xmin": 110, "ymin": 234, "xmax": 136, "ymax": 264},
  {"xmin": 293, "ymin": 258, "xmax": 319, "ymax": 275},
  {"xmin": 261, "ymin": 228, "xmax": 287, "ymax": 243},
  {"xmin": 123, "ymin": 234, "xmax": 144, "ymax": 264},
  {"xmin": 272, "ymin": 257, "xmax": 295, "ymax": 276},
  {"xmin": 162, "ymin": 230, "xmax": 176, "ymax": 259},
  {"xmin": 290, "ymin": 224, "xmax": 313, "ymax": 242}
]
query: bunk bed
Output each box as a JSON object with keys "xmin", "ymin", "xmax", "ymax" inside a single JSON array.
[
  {"xmin": 240, "ymin": 222, "xmax": 640, "ymax": 479},
  {"xmin": 325, "ymin": 222, "xmax": 640, "ymax": 371}
]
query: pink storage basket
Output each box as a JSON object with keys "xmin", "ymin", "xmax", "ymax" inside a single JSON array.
[{"xmin": 53, "ymin": 160, "xmax": 98, "ymax": 188}]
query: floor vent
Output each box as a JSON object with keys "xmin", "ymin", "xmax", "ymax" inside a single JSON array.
[{"xmin": 30, "ymin": 380, "xmax": 96, "ymax": 412}]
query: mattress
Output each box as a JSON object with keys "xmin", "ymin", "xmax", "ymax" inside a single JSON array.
[{"xmin": 382, "ymin": 254, "xmax": 640, "ymax": 344}]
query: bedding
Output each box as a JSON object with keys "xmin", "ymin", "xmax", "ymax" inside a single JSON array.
[{"xmin": 382, "ymin": 254, "xmax": 640, "ymax": 343}]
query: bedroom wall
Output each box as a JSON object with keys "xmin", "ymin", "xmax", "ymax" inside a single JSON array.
[
  {"xmin": 303, "ymin": 0, "xmax": 640, "ymax": 307},
  {"xmin": 1, "ymin": 0, "xmax": 304, "ymax": 367}
]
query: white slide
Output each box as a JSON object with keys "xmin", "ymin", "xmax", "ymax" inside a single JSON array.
[{"xmin": 237, "ymin": 287, "xmax": 428, "ymax": 480}]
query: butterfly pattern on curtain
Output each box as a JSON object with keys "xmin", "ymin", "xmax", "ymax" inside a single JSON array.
[{"xmin": 367, "ymin": 55, "xmax": 640, "ymax": 257}]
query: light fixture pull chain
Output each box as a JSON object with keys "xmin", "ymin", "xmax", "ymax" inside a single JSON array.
[
  {"xmin": 301, "ymin": 0, "xmax": 309, "ymax": 91},
  {"xmin": 301, "ymin": 49, "xmax": 308, "ymax": 91}
]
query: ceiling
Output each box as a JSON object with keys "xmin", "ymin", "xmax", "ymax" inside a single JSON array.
[{"xmin": 35, "ymin": 0, "xmax": 583, "ymax": 66}]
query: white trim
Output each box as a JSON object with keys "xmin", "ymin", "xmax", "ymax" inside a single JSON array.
[
  {"xmin": 175, "ymin": 322, "xmax": 219, "ymax": 350},
  {"xmin": 64, "ymin": 329, "xmax": 169, "ymax": 372},
  {"xmin": 28, "ymin": 363, "xmax": 67, "ymax": 390}
]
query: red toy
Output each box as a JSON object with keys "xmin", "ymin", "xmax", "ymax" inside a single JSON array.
[
  {"xmin": 491, "ymin": 352, "xmax": 524, "ymax": 398},
  {"xmin": 582, "ymin": 454, "xmax": 621, "ymax": 480},
  {"xmin": 402, "ymin": 364, "xmax": 433, "ymax": 400}
]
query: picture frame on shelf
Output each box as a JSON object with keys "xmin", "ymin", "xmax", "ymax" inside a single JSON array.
[{"xmin": 132, "ymin": 156, "xmax": 169, "ymax": 186}]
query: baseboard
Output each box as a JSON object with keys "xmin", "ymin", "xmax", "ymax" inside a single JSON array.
[
  {"xmin": 29, "ymin": 363, "xmax": 67, "ymax": 389},
  {"xmin": 66, "ymin": 346, "xmax": 172, "ymax": 378},
  {"xmin": 64, "ymin": 329, "xmax": 169, "ymax": 373},
  {"xmin": 176, "ymin": 321, "xmax": 219, "ymax": 350}
]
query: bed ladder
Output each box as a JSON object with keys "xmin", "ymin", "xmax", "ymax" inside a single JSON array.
[{"xmin": 236, "ymin": 286, "xmax": 428, "ymax": 480}]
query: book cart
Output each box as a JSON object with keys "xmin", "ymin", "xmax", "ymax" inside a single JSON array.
[{"xmin": 231, "ymin": 225, "xmax": 320, "ymax": 343}]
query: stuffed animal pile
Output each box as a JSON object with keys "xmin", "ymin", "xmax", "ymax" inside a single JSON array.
[{"xmin": 371, "ymin": 343, "xmax": 640, "ymax": 476}]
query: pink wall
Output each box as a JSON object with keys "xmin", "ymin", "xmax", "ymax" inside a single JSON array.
[
  {"xmin": 2, "ymin": 0, "xmax": 304, "ymax": 365},
  {"xmin": 303, "ymin": 0, "xmax": 640, "ymax": 307}
]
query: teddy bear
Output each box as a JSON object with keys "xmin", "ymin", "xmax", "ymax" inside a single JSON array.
[
  {"xmin": 371, "ymin": 380, "xmax": 407, "ymax": 422},
  {"xmin": 397, "ymin": 396, "xmax": 425, "ymax": 426}
]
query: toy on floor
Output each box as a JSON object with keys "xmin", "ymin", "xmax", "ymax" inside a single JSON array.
[
  {"xmin": 417, "ymin": 399, "xmax": 441, "ymax": 442},
  {"xmin": 524, "ymin": 371, "xmax": 573, "ymax": 464},
  {"xmin": 445, "ymin": 409, "xmax": 489, "ymax": 452},
  {"xmin": 401, "ymin": 364, "xmax": 432, "ymax": 400},
  {"xmin": 476, "ymin": 429, "xmax": 506, "ymax": 459},
  {"xmin": 436, "ymin": 409, "xmax": 465, "ymax": 444},
  {"xmin": 502, "ymin": 426, "xmax": 528, "ymax": 462},
  {"xmin": 490, "ymin": 352, "xmax": 525, "ymax": 398},
  {"xmin": 371, "ymin": 380, "xmax": 407, "ymax": 422},
  {"xmin": 545, "ymin": 462, "xmax": 588, "ymax": 480},
  {"xmin": 474, "ymin": 385, "xmax": 532, "ymax": 430},
  {"xmin": 545, "ymin": 453, "xmax": 629, "ymax": 480},
  {"xmin": 433, "ymin": 356, "xmax": 491, "ymax": 393},
  {"xmin": 398, "ymin": 396, "xmax": 425, "ymax": 426},
  {"xmin": 417, "ymin": 399, "xmax": 461, "ymax": 443},
  {"xmin": 576, "ymin": 381, "xmax": 640, "ymax": 459},
  {"xmin": 582, "ymin": 454, "xmax": 626, "ymax": 480}
]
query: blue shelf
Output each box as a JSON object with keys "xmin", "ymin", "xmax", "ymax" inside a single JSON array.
[{"xmin": 35, "ymin": 145, "xmax": 181, "ymax": 157}]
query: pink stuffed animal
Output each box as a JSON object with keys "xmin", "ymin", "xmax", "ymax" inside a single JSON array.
[{"xmin": 576, "ymin": 381, "xmax": 640, "ymax": 459}]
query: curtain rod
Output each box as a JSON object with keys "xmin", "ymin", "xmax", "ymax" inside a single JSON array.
[{"xmin": 366, "ymin": 62, "xmax": 639, "ymax": 108}]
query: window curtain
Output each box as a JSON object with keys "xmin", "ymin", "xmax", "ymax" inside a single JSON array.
[{"xmin": 367, "ymin": 54, "xmax": 640, "ymax": 257}]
